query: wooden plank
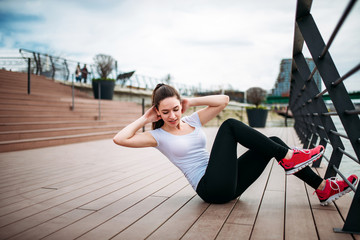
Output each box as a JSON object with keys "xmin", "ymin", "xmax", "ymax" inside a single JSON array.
[
  {"xmin": 0, "ymin": 161, "xmax": 170, "ymax": 224},
  {"xmin": 76, "ymin": 178, "xmax": 189, "ymax": 240},
  {"xmin": 0, "ymin": 171, "xmax": 121, "ymax": 216},
  {"xmin": 0, "ymin": 160, "xmax": 166, "ymax": 216},
  {"xmin": 77, "ymin": 167, "xmax": 181, "ymax": 211},
  {"xmin": 251, "ymin": 190, "xmax": 285, "ymax": 240},
  {"xmin": 7, "ymin": 209, "xmax": 94, "ymax": 240},
  {"xmin": 224, "ymin": 162, "xmax": 272, "ymax": 226},
  {"xmin": 0, "ymin": 164, "xmax": 85, "ymax": 192},
  {"xmin": 251, "ymin": 160, "xmax": 285, "ymax": 240},
  {"xmin": 285, "ymin": 175, "xmax": 318, "ymax": 240},
  {"xmin": 334, "ymin": 196, "xmax": 360, "ymax": 240},
  {"xmin": 0, "ymin": 161, "xmax": 128, "ymax": 198},
  {"xmin": 146, "ymin": 195, "xmax": 209, "ymax": 240},
  {"xmin": 111, "ymin": 185, "xmax": 196, "ymax": 240},
  {"xmin": 214, "ymin": 159, "xmax": 273, "ymax": 240},
  {"xmin": 216, "ymin": 223, "xmax": 253, "ymax": 240},
  {"xmin": 0, "ymin": 148, "xmax": 137, "ymax": 198},
  {"xmin": 266, "ymin": 159, "xmax": 285, "ymax": 192},
  {"xmin": 79, "ymin": 196, "xmax": 166, "ymax": 240},
  {"xmin": 312, "ymin": 208, "xmax": 353, "ymax": 240},
  {"xmin": 0, "ymin": 158, "xmax": 142, "ymax": 208},
  {"xmin": 39, "ymin": 172, "xmax": 182, "ymax": 240},
  {"xmin": 180, "ymin": 200, "xmax": 237, "ymax": 240},
  {"xmin": 0, "ymin": 165, "xmax": 177, "ymax": 239}
]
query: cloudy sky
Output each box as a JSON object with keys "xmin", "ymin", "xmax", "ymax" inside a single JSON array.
[{"xmin": 0, "ymin": 0, "xmax": 359, "ymax": 92}]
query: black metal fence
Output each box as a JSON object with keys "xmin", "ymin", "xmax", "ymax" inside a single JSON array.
[
  {"xmin": 0, "ymin": 48, "xmax": 197, "ymax": 96},
  {"xmin": 289, "ymin": 0, "xmax": 359, "ymax": 235}
]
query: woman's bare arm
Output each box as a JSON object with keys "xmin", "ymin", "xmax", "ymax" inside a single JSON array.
[
  {"xmin": 183, "ymin": 95, "xmax": 229, "ymax": 125},
  {"xmin": 113, "ymin": 106, "xmax": 159, "ymax": 148}
]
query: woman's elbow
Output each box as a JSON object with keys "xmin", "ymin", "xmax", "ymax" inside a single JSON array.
[
  {"xmin": 113, "ymin": 137, "xmax": 125, "ymax": 146},
  {"xmin": 113, "ymin": 137, "xmax": 120, "ymax": 145},
  {"xmin": 224, "ymin": 95, "xmax": 230, "ymax": 104},
  {"xmin": 222, "ymin": 95, "xmax": 230, "ymax": 107}
]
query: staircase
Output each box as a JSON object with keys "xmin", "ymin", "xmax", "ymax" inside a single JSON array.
[{"xmin": 0, "ymin": 70, "xmax": 143, "ymax": 152}]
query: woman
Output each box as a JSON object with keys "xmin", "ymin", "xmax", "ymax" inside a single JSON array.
[
  {"xmin": 75, "ymin": 64, "xmax": 82, "ymax": 82},
  {"xmin": 113, "ymin": 83, "xmax": 358, "ymax": 205}
]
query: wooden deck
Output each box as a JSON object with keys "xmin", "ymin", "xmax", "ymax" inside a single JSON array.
[{"xmin": 0, "ymin": 127, "xmax": 358, "ymax": 240}]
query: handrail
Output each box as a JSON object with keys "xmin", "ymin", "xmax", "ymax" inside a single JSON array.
[
  {"xmin": 290, "ymin": 0, "xmax": 359, "ymax": 235},
  {"xmin": 318, "ymin": 0, "xmax": 357, "ymax": 59},
  {"xmin": 17, "ymin": 48, "xmax": 198, "ymax": 95}
]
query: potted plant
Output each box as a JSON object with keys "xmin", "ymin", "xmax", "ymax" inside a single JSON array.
[
  {"xmin": 246, "ymin": 87, "xmax": 268, "ymax": 127},
  {"xmin": 92, "ymin": 54, "xmax": 116, "ymax": 100}
]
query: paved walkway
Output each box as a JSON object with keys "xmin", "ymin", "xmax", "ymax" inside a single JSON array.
[{"xmin": 0, "ymin": 127, "xmax": 357, "ymax": 240}]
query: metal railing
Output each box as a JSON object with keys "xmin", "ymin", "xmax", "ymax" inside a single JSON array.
[
  {"xmin": 289, "ymin": 0, "xmax": 359, "ymax": 235},
  {"xmin": 18, "ymin": 48, "xmax": 96, "ymax": 82},
  {"xmin": 14, "ymin": 48, "xmax": 198, "ymax": 96}
]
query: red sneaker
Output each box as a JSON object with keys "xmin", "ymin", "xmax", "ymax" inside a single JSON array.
[
  {"xmin": 279, "ymin": 145, "xmax": 324, "ymax": 175},
  {"xmin": 315, "ymin": 174, "xmax": 358, "ymax": 206}
]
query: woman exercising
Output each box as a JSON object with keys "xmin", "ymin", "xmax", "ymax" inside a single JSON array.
[{"xmin": 113, "ymin": 83, "xmax": 357, "ymax": 205}]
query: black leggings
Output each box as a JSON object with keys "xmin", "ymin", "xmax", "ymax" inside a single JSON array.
[{"xmin": 196, "ymin": 118, "xmax": 323, "ymax": 204}]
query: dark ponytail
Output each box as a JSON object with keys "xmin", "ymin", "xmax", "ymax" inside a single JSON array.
[{"xmin": 152, "ymin": 83, "xmax": 181, "ymax": 130}]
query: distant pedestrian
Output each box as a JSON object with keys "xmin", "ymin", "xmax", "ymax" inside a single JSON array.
[
  {"xmin": 81, "ymin": 64, "xmax": 89, "ymax": 83},
  {"xmin": 75, "ymin": 64, "xmax": 81, "ymax": 82}
]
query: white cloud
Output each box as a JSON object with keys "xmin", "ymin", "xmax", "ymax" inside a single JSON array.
[{"xmin": 0, "ymin": 0, "xmax": 359, "ymax": 91}]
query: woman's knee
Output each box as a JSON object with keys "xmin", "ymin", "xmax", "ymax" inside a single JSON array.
[
  {"xmin": 222, "ymin": 118, "xmax": 237, "ymax": 125},
  {"xmin": 218, "ymin": 118, "xmax": 235, "ymax": 131},
  {"xmin": 220, "ymin": 118, "xmax": 245, "ymax": 129},
  {"xmin": 269, "ymin": 136, "xmax": 281, "ymax": 143},
  {"xmin": 269, "ymin": 136, "xmax": 289, "ymax": 148}
]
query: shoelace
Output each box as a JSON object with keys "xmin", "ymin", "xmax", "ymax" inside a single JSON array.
[
  {"xmin": 279, "ymin": 147, "xmax": 311, "ymax": 166},
  {"xmin": 328, "ymin": 177, "xmax": 341, "ymax": 192},
  {"xmin": 313, "ymin": 177, "xmax": 341, "ymax": 195},
  {"xmin": 292, "ymin": 147, "xmax": 311, "ymax": 154}
]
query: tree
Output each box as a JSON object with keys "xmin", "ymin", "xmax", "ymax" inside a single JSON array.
[
  {"xmin": 246, "ymin": 87, "xmax": 267, "ymax": 108},
  {"xmin": 93, "ymin": 54, "xmax": 115, "ymax": 79}
]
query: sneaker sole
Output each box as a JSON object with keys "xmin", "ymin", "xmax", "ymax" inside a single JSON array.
[
  {"xmin": 320, "ymin": 187, "xmax": 352, "ymax": 206},
  {"xmin": 285, "ymin": 149, "xmax": 324, "ymax": 175},
  {"xmin": 319, "ymin": 176, "xmax": 358, "ymax": 206}
]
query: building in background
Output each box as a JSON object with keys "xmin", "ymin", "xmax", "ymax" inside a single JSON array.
[{"xmin": 271, "ymin": 58, "xmax": 322, "ymax": 97}]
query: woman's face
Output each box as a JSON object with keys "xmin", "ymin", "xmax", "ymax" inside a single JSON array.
[{"xmin": 157, "ymin": 96, "xmax": 182, "ymax": 127}]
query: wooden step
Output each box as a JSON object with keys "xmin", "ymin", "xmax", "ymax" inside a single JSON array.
[
  {"xmin": 0, "ymin": 69, "xmax": 143, "ymax": 152},
  {"xmin": 0, "ymin": 131, "xmax": 119, "ymax": 152},
  {"xmin": 0, "ymin": 125, "xmax": 124, "ymax": 141},
  {"xmin": 0, "ymin": 87, "xmax": 90, "ymax": 100},
  {"xmin": 0, "ymin": 96, "xmax": 141, "ymax": 111},
  {"xmin": 0, "ymin": 108, "xmax": 141, "ymax": 117},
  {"xmin": 0, "ymin": 114, "xmax": 139, "ymax": 123},
  {"xmin": 0, "ymin": 120, "xmax": 126, "ymax": 131}
]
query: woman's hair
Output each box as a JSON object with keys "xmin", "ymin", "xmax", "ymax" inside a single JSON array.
[{"xmin": 152, "ymin": 83, "xmax": 181, "ymax": 130}]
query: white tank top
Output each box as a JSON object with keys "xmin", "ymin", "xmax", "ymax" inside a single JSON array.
[{"xmin": 150, "ymin": 112, "xmax": 209, "ymax": 190}]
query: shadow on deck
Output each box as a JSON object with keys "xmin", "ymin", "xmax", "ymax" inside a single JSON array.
[{"xmin": 0, "ymin": 127, "xmax": 357, "ymax": 240}]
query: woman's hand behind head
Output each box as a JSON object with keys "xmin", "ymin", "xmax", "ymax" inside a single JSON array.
[
  {"xmin": 144, "ymin": 106, "xmax": 162, "ymax": 123},
  {"xmin": 181, "ymin": 98, "xmax": 190, "ymax": 114}
]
